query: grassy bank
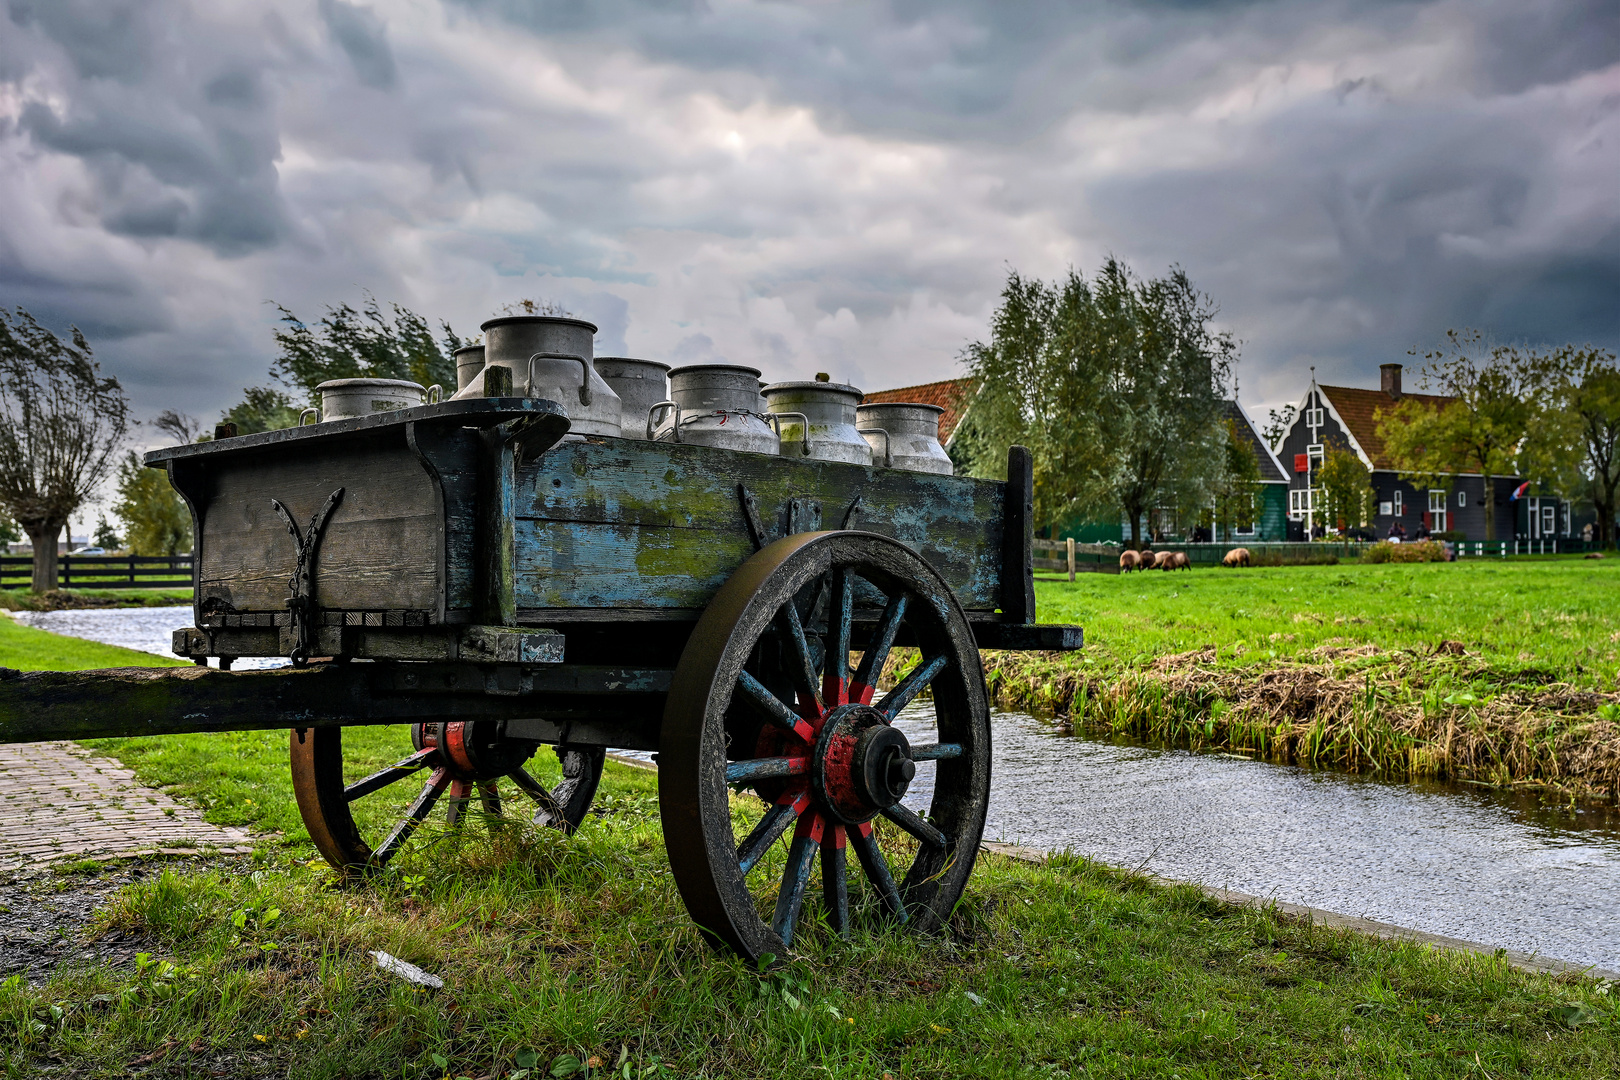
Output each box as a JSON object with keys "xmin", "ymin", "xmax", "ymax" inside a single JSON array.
[
  {"xmin": 5, "ymin": 751, "xmax": 1618, "ymax": 1078},
  {"xmin": 1001, "ymin": 559, "xmax": 1620, "ymax": 801},
  {"xmin": 0, "ymin": 595, "xmax": 1615, "ymax": 1075},
  {"xmin": 0, "ymin": 588, "xmax": 193, "ymax": 612}
]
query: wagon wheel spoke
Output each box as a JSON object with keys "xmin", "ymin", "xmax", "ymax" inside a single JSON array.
[
  {"xmin": 874, "ymin": 654, "xmax": 947, "ymax": 720},
  {"xmin": 849, "ymin": 822, "xmax": 907, "ymax": 922},
  {"xmin": 738, "ymin": 790, "xmax": 810, "ymax": 874},
  {"xmin": 881, "ymin": 802, "xmax": 950, "ymax": 850},
  {"xmin": 849, "ymin": 592, "xmax": 908, "ymax": 705},
  {"xmin": 343, "ymin": 749, "xmax": 436, "ymax": 803},
  {"xmin": 444, "ymin": 778, "xmax": 474, "ymax": 829},
  {"xmin": 822, "ymin": 567, "xmax": 853, "ymax": 706},
  {"xmin": 820, "ymin": 825, "xmax": 849, "ymax": 935},
  {"xmin": 291, "ymin": 726, "xmax": 603, "ymax": 876},
  {"xmin": 770, "ymin": 813, "xmax": 824, "ymax": 946},
  {"xmin": 661, "ymin": 531, "xmax": 990, "ymax": 963},
  {"xmin": 372, "ymin": 768, "xmax": 451, "ymax": 867},
  {"xmin": 510, "ymin": 766, "xmax": 565, "ymax": 820}
]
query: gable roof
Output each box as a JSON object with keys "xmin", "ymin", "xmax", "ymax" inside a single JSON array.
[
  {"xmin": 861, "ymin": 378, "xmax": 972, "ymax": 445},
  {"xmin": 1226, "ymin": 400, "xmax": 1288, "ymax": 483},
  {"xmin": 1315, "ymin": 385, "xmax": 1453, "ymax": 470}
]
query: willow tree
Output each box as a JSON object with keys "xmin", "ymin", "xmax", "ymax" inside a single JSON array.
[
  {"xmin": 0, "ymin": 309, "xmax": 131, "ymax": 591},
  {"xmin": 958, "ymin": 260, "xmax": 1235, "ymax": 546}
]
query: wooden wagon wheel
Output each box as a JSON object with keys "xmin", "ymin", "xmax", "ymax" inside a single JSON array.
[
  {"xmin": 291, "ymin": 721, "xmax": 605, "ymax": 872},
  {"xmin": 660, "ymin": 531, "xmax": 991, "ymax": 961}
]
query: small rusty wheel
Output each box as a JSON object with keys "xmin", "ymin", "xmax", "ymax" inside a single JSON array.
[
  {"xmin": 660, "ymin": 531, "xmax": 991, "ymax": 961},
  {"xmin": 291, "ymin": 721, "xmax": 605, "ymax": 873}
]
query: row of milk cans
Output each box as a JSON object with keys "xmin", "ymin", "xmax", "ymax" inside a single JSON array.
[{"xmin": 309, "ymin": 314, "xmax": 954, "ymax": 475}]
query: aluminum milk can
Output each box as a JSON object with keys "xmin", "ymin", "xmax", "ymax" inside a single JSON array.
[
  {"xmin": 763, "ymin": 379, "xmax": 872, "ymax": 465},
  {"xmin": 594, "ymin": 357, "xmax": 670, "ymax": 440},
  {"xmin": 456, "ymin": 315, "xmax": 623, "ymax": 438},
  {"xmin": 453, "ymin": 345, "xmax": 486, "ymax": 393},
  {"xmin": 312, "ymin": 378, "xmax": 437, "ymax": 424},
  {"xmin": 855, "ymin": 402, "xmax": 953, "ymax": 475},
  {"xmin": 650, "ymin": 365, "xmax": 779, "ymax": 454}
]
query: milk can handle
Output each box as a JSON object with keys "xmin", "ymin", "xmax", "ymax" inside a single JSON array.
[
  {"xmin": 299, "ymin": 407, "xmax": 320, "ymax": 426},
  {"xmin": 859, "ymin": 425, "xmax": 892, "ymax": 468},
  {"xmin": 768, "ymin": 412, "xmax": 812, "ymax": 456},
  {"xmin": 647, "ymin": 400, "xmax": 681, "ymax": 442},
  {"xmin": 426, "ymin": 384, "xmax": 443, "ymax": 404},
  {"xmin": 527, "ymin": 353, "xmax": 592, "ymax": 406}
]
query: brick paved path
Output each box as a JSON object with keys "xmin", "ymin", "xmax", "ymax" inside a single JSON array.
[{"xmin": 0, "ymin": 743, "xmax": 252, "ymax": 875}]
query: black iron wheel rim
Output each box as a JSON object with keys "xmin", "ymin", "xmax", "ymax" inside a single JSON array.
[
  {"xmin": 659, "ymin": 530, "xmax": 991, "ymax": 962},
  {"xmin": 290, "ymin": 723, "xmax": 606, "ymax": 874}
]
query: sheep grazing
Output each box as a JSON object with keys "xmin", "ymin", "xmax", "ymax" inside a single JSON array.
[
  {"xmin": 1222, "ymin": 547, "xmax": 1252, "ymax": 568},
  {"xmin": 1139, "ymin": 548, "xmax": 1154, "ymax": 569},
  {"xmin": 1152, "ymin": 550, "xmax": 1174, "ymax": 570},
  {"xmin": 1119, "ymin": 550, "xmax": 1141, "ymax": 573},
  {"xmin": 1171, "ymin": 551, "xmax": 1190, "ymax": 570}
]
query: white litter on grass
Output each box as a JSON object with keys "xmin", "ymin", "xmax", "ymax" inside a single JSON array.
[{"xmin": 370, "ymin": 951, "xmax": 444, "ymax": 989}]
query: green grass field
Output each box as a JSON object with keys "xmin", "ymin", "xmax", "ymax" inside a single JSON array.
[
  {"xmin": 1033, "ymin": 557, "xmax": 1619, "ymax": 688},
  {"xmin": 0, "ymin": 571, "xmax": 1615, "ymax": 1076}
]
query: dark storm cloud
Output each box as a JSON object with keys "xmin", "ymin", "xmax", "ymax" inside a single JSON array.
[
  {"xmin": 5, "ymin": 2, "xmax": 290, "ymax": 262},
  {"xmin": 0, "ymin": 0, "xmax": 1614, "ymax": 429},
  {"xmin": 319, "ymin": 0, "xmax": 399, "ymax": 90}
]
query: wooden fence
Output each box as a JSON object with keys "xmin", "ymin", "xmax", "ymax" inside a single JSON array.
[{"xmin": 0, "ymin": 555, "xmax": 193, "ymax": 590}]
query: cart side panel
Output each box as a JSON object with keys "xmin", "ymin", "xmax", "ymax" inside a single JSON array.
[
  {"xmin": 193, "ymin": 436, "xmax": 448, "ymax": 617},
  {"xmin": 512, "ymin": 438, "xmax": 1005, "ymax": 617}
]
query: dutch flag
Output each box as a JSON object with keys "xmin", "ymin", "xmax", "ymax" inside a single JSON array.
[{"xmin": 1510, "ymin": 481, "xmax": 1531, "ymax": 501}]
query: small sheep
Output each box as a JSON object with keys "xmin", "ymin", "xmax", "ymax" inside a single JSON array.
[
  {"xmin": 1172, "ymin": 551, "xmax": 1190, "ymax": 570},
  {"xmin": 1222, "ymin": 547, "xmax": 1252, "ymax": 568},
  {"xmin": 1119, "ymin": 550, "xmax": 1141, "ymax": 573},
  {"xmin": 1152, "ymin": 550, "xmax": 1174, "ymax": 570}
]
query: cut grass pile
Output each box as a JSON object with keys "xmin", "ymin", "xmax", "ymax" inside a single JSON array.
[{"xmin": 1004, "ymin": 558, "xmax": 1620, "ymax": 801}]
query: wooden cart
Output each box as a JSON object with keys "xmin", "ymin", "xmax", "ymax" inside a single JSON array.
[{"xmin": 0, "ymin": 398, "xmax": 1080, "ymax": 962}]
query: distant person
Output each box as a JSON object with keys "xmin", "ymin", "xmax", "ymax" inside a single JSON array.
[
  {"xmin": 1584, "ymin": 523, "xmax": 1594, "ymax": 543},
  {"xmin": 1387, "ymin": 521, "xmax": 1406, "ymax": 542}
]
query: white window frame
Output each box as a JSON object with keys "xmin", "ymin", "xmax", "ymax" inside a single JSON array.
[
  {"xmin": 1428, "ymin": 490, "xmax": 1448, "ymax": 534},
  {"xmin": 1541, "ymin": 504, "xmax": 1556, "ymax": 538},
  {"xmin": 1393, "ymin": 490, "xmax": 1403, "ymax": 517},
  {"xmin": 1458, "ymin": 490, "xmax": 1466, "ymax": 508},
  {"xmin": 1288, "ymin": 488, "xmax": 1312, "ymax": 520},
  {"xmin": 1306, "ymin": 407, "xmax": 1324, "ymax": 428}
]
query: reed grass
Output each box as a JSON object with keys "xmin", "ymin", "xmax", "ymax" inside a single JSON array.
[{"xmin": 1009, "ymin": 558, "xmax": 1620, "ymax": 801}]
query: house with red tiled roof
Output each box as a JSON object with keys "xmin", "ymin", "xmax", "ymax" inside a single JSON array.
[
  {"xmin": 1274, "ymin": 363, "xmax": 1573, "ymax": 542},
  {"xmin": 860, "ymin": 378, "xmax": 973, "ymax": 449}
]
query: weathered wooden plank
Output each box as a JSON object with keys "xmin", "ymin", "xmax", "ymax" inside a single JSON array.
[
  {"xmin": 192, "ymin": 438, "xmax": 444, "ymax": 615},
  {"xmin": 513, "ymin": 438, "xmax": 1006, "ymax": 613},
  {"xmin": 1001, "ymin": 445, "xmax": 1036, "ymax": 624},
  {"xmin": 0, "ymin": 664, "xmax": 666, "ymax": 749}
]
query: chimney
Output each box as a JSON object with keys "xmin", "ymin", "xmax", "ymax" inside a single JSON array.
[{"xmin": 1380, "ymin": 363, "xmax": 1402, "ymax": 400}]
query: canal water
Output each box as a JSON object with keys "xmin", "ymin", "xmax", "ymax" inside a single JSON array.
[{"xmin": 16, "ymin": 606, "xmax": 1619, "ymax": 972}]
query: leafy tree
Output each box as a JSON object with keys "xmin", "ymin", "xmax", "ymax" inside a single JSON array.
[
  {"xmin": 1212, "ymin": 420, "xmax": 1263, "ymax": 540},
  {"xmin": 0, "ymin": 511, "xmax": 19, "ymax": 554},
  {"xmin": 1262, "ymin": 404, "xmax": 1296, "ymax": 451},
  {"xmin": 114, "ymin": 451, "xmax": 191, "ymax": 556},
  {"xmin": 1528, "ymin": 346, "xmax": 1620, "ymax": 547},
  {"xmin": 221, "ymin": 386, "xmax": 302, "ymax": 435},
  {"xmin": 92, "ymin": 515, "xmax": 120, "ymax": 550},
  {"xmin": 1376, "ymin": 330, "xmax": 1535, "ymax": 542},
  {"xmin": 0, "ymin": 308, "xmax": 131, "ymax": 591},
  {"xmin": 958, "ymin": 260, "xmax": 1236, "ymax": 546},
  {"xmin": 1316, "ymin": 446, "xmax": 1375, "ymax": 548},
  {"xmin": 270, "ymin": 293, "xmax": 463, "ymax": 400}
]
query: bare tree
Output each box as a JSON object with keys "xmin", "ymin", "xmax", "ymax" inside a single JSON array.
[{"xmin": 0, "ymin": 309, "xmax": 131, "ymax": 592}]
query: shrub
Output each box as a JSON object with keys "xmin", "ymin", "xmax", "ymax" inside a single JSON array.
[{"xmin": 1363, "ymin": 540, "xmax": 1447, "ymax": 564}]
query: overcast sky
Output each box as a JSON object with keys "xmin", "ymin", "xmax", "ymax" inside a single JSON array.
[{"xmin": 3, "ymin": 0, "xmax": 1616, "ymax": 443}]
